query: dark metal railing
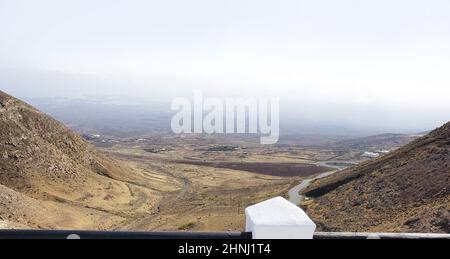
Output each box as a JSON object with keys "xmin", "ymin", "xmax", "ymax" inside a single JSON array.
[
  {"xmin": 0, "ymin": 229, "xmax": 448, "ymax": 239},
  {"xmin": 313, "ymin": 232, "xmax": 450, "ymax": 239},
  {"xmin": 0, "ymin": 229, "xmax": 252, "ymax": 239}
]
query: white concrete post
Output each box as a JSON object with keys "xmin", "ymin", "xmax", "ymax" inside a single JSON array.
[{"xmin": 245, "ymin": 196, "xmax": 316, "ymax": 239}]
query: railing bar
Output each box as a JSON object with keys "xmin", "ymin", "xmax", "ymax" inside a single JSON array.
[
  {"xmin": 313, "ymin": 232, "xmax": 450, "ymax": 239},
  {"xmin": 0, "ymin": 230, "xmax": 253, "ymax": 239},
  {"xmin": 0, "ymin": 229, "xmax": 449, "ymax": 239}
]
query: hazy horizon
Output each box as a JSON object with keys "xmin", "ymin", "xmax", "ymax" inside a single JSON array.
[{"xmin": 1, "ymin": 0, "xmax": 450, "ymax": 133}]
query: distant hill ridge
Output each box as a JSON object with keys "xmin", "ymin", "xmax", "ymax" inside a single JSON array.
[{"xmin": 331, "ymin": 132, "xmax": 420, "ymax": 151}]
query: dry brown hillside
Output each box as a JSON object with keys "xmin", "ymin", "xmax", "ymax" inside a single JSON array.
[
  {"xmin": 0, "ymin": 91, "xmax": 160, "ymax": 229},
  {"xmin": 303, "ymin": 122, "xmax": 450, "ymax": 233}
]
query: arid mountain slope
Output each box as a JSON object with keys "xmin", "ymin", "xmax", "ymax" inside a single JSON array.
[
  {"xmin": 303, "ymin": 122, "xmax": 450, "ymax": 233},
  {"xmin": 0, "ymin": 91, "xmax": 160, "ymax": 229}
]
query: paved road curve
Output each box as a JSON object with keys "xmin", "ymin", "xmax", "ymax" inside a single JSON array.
[{"xmin": 288, "ymin": 161, "xmax": 357, "ymax": 205}]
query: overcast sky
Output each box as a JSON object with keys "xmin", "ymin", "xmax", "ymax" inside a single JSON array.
[{"xmin": 1, "ymin": 0, "xmax": 450, "ymax": 132}]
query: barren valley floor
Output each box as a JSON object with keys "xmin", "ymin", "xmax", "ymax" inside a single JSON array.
[{"xmin": 92, "ymin": 135, "xmax": 362, "ymax": 232}]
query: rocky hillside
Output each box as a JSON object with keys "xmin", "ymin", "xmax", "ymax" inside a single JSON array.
[
  {"xmin": 303, "ymin": 122, "xmax": 450, "ymax": 233},
  {"xmin": 0, "ymin": 91, "xmax": 159, "ymax": 229}
]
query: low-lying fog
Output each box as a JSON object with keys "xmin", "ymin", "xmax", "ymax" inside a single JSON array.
[{"xmin": 13, "ymin": 89, "xmax": 446, "ymax": 140}]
